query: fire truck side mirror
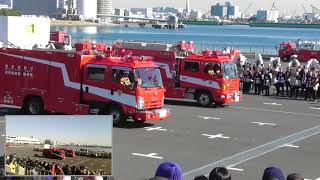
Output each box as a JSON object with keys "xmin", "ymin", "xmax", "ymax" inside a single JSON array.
[
  {"xmin": 85, "ymin": 86, "xmax": 89, "ymax": 93},
  {"xmin": 111, "ymin": 89, "xmax": 114, "ymax": 95}
]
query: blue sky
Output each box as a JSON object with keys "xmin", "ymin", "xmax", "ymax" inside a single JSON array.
[
  {"xmin": 6, "ymin": 116, "xmax": 112, "ymax": 146},
  {"xmin": 114, "ymin": 0, "xmax": 320, "ymax": 15}
]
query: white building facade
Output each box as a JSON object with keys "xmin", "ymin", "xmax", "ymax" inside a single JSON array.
[{"xmin": 7, "ymin": 136, "xmax": 41, "ymax": 145}]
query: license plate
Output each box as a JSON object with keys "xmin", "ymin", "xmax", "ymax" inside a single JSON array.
[{"xmin": 157, "ymin": 109, "xmax": 167, "ymax": 118}]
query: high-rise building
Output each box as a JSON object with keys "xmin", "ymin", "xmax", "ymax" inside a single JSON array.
[
  {"xmin": 186, "ymin": 0, "xmax": 190, "ymax": 14},
  {"xmin": 211, "ymin": 1, "xmax": 240, "ymax": 19},
  {"xmin": 211, "ymin": 3, "xmax": 227, "ymax": 18},
  {"xmin": 77, "ymin": 0, "xmax": 97, "ymax": 19},
  {"xmin": 256, "ymin": 9, "xmax": 279, "ymax": 22},
  {"xmin": 97, "ymin": 0, "xmax": 113, "ymax": 22}
]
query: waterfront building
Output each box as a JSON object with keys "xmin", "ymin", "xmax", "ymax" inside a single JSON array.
[
  {"xmin": 256, "ymin": 9, "xmax": 279, "ymax": 22},
  {"xmin": 97, "ymin": 0, "xmax": 113, "ymax": 22},
  {"xmin": 211, "ymin": 3, "xmax": 228, "ymax": 18},
  {"xmin": 189, "ymin": 9, "xmax": 202, "ymax": 20},
  {"xmin": 77, "ymin": 0, "xmax": 97, "ymax": 19},
  {"xmin": 6, "ymin": 136, "xmax": 41, "ymax": 145},
  {"xmin": 211, "ymin": 2, "xmax": 240, "ymax": 19},
  {"xmin": 130, "ymin": 8, "xmax": 153, "ymax": 18}
]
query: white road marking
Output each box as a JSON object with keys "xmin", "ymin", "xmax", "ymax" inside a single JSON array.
[
  {"xmin": 251, "ymin": 122, "xmax": 277, "ymax": 126},
  {"xmin": 309, "ymin": 107, "xmax": 320, "ymax": 110},
  {"xmin": 144, "ymin": 127, "xmax": 167, "ymax": 131},
  {"xmin": 226, "ymin": 167, "xmax": 244, "ymax": 172},
  {"xmin": 263, "ymin": 102, "xmax": 282, "ymax": 106},
  {"xmin": 198, "ymin": 116, "xmax": 221, "ymax": 120},
  {"xmin": 202, "ymin": 134, "xmax": 230, "ymax": 139},
  {"xmin": 282, "ymin": 144, "xmax": 299, "ymax": 148},
  {"xmin": 183, "ymin": 125, "xmax": 320, "ymax": 179},
  {"xmin": 1, "ymin": 134, "xmax": 5, "ymax": 137},
  {"xmin": 131, "ymin": 153, "xmax": 163, "ymax": 159},
  {"xmin": 314, "ymin": 178, "xmax": 320, "ymax": 180},
  {"xmin": 231, "ymin": 106, "xmax": 320, "ymax": 117}
]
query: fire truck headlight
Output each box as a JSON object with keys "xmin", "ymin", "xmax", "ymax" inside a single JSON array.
[{"xmin": 137, "ymin": 96, "xmax": 145, "ymax": 110}]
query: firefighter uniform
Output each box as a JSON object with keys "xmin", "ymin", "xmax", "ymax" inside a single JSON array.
[
  {"xmin": 253, "ymin": 72, "xmax": 263, "ymax": 95},
  {"xmin": 300, "ymin": 71, "xmax": 307, "ymax": 97},
  {"xmin": 276, "ymin": 71, "xmax": 285, "ymax": 96},
  {"xmin": 305, "ymin": 74, "xmax": 313, "ymax": 100},
  {"xmin": 242, "ymin": 72, "xmax": 252, "ymax": 94},
  {"xmin": 263, "ymin": 73, "xmax": 272, "ymax": 96}
]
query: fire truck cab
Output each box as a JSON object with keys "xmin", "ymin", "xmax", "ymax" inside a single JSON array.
[
  {"xmin": 113, "ymin": 41, "xmax": 242, "ymax": 107},
  {"xmin": 0, "ymin": 41, "xmax": 170, "ymax": 125},
  {"xmin": 278, "ymin": 39, "xmax": 320, "ymax": 62},
  {"xmin": 278, "ymin": 41, "xmax": 297, "ymax": 61}
]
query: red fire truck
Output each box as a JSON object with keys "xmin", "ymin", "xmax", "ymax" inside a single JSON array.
[
  {"xmin": 39, "ymin": 148, "xmax": 66, "ymax": 160},
  {"xmin": 113, "ymin": 41, "xmax": 242, "ymax": 107},
  {"xmin": 278, "ymin": 39, "xmax": 320, "ymax": 62},
  {"xmin": 0, "ymin": 40, "xmax": 170, "ymax": 125}
]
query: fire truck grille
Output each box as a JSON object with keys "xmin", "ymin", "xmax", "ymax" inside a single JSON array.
[{"xmin": 144, "ymin": 100, "xmax": 163, "ymax": 109}]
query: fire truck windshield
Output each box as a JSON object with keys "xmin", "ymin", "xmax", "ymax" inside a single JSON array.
[
  {"xmin": 135, "ymin": 68, "xmax": 163, "ymax": 88},
  {"xmin": 222, "ymin": 61, "xmax": 238, "ymax": 79}
]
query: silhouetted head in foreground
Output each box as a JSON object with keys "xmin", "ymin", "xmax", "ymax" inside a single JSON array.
[
  {"xmin": 209, "ymin": 167, "xmax": 231, "ymax": 180},
  {"xmin": 153, "ymin": 161, "xmax": 182, "ymax": 180},
  {"xmin": 287, "ymin": 173, "xmax": 304, "ymax": 180},
  {"xmin": 262, "ymin": 166, "xmax": 285, "ymax": 180}
]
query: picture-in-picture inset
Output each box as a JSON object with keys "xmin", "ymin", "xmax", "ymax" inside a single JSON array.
[{"xmin": 5, "ymin": 115, "xmax": 112, "ymax": 177}]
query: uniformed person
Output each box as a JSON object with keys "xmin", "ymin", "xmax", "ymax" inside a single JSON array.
[
  {"xmin": 253, "ymin": 69, "xmax": 263, "ymax": 95},
  {"xmin": 276, "ymin": 68, "xmax": 285, "ymax": 96},
  {"xmin": 263, "ymin": 69, "xmax": 272, "ymax": 96},
  {"xmin": 242, "ymin": 69, "xmax": 252, "ymax": 94},
  {"xmin": 120, "ymin": 72, "xmax": 132, "ymax": 87}
]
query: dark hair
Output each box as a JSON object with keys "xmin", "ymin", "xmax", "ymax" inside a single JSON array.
[
  {"xmin": 194, "ymin": 175, "xmax": 209, "ymax": 180},
  {"xmin": 287, "ymin": 173, "xmax": 304, "ymax": 180},
  {"xmin": 209, "ymin": 167, "xmax": 231, "ymax": 180}
]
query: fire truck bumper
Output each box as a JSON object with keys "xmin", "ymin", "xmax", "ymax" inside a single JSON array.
[
  {"xmin": 215, "ymin": 91, "xmax": 243, "ymax": 103},
  {"xmin": 134, "ymin": 108, "xmax": 171, "ymax": 121}
]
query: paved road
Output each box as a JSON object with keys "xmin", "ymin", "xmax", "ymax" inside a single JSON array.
[
  {"xmin": 1, "ymin": 95, "xmax": 320, "ymax": 180},
  {"xmin": 113, "ymin": 95, "xmax": 320, "ymax": 180}
]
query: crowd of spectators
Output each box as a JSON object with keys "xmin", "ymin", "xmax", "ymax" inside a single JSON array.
[
  {"xmin": 149, "ymin": 161, "xmax": 305, "ymax": 180},
  {"xmin": 5, "ymin": 155, "xmax": 108, "ymax": 176}
]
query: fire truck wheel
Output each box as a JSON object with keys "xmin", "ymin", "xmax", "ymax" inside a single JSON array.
[
  {"xmin": 197, "ymin": 91, "xmax": 213, "ymax": 107},
  {"xmin": 24, "ymin": 97, "xmax": 44, "ymax": 115},
  {"xmin": 108, "ymin": 106, "xmax": 125, "ymax": 125}
]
